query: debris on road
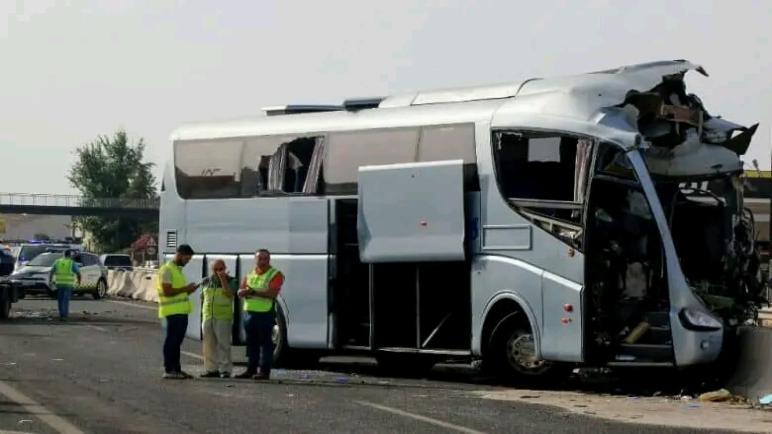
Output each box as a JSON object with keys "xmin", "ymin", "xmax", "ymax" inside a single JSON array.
[{"xmin": 698, "ymin": 389, "xmax": 732, "ymax": 402}]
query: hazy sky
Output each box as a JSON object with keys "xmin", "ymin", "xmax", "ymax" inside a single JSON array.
[{"xmin": 1, "ymin": 0, "xmax": 770, "ymax": 195}]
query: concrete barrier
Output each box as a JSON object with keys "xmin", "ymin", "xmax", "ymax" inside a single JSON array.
[
  {"xmin": 107, "ymin": 269, "xmax": 159, "ymax": 303},
  {"xmin": 726, "ymin": 326, "xmax": 772, "ymax": 401}
]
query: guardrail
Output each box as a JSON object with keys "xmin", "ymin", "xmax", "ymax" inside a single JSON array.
[{"xmin": 0, "ymin": 193, "xmax": 159, "ymax": 209}]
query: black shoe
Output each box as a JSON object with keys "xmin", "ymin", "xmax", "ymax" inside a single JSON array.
[
  {"xmin": 199, "ymin": 371, "xmax": 219, "ymax": 378},
  {"xmin": 162, "ymin": 371, "xmax": 186, "ymax": 380},
  {"xmin": 253, "ymin": 372, "xmax": 270, "ymax": 381},
  {"xmin": 234, "ymin": 371, "xmax": 255, "ymax": 379}
]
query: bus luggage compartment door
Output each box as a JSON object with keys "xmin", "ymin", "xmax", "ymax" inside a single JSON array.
[{"xmin": 357, "ymin": 160, "xmax": 466, "ymax": 263}]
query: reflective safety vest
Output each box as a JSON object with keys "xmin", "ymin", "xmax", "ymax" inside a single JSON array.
[
  {"xmin": 156, "ymin": 261, "xmax": 192, "ymax": 318},
  {"xmin": 53, "ymin": 258, "xmax": 76, "ymax": 287},
  {"xmin": 202, "ymin": 278, "xmax": 234, "ymax": 321},
  {"xmin": 244, "ymin": 267, "xmax": 282, "ymax": 313}
]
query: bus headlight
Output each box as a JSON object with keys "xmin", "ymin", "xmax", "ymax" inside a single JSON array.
[{"xmin": 679, "ymin": 308, "xmax": 722, "ymax": 331}]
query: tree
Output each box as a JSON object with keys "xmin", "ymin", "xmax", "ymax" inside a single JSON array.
[{"xmin": 68, "ymin": 130, "xmax": 158, "ymax": 253}]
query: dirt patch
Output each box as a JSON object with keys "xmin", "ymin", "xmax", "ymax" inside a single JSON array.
[{"xmin": 475, "ymin": 388, "xmax": 772, "ymax": 433}]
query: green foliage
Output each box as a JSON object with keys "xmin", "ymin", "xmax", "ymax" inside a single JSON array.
[{"xmin": 68, "ymin": 130, "xmax": 157, "ymax": 252}]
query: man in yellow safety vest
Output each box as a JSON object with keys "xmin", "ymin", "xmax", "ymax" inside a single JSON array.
[
  {"xmin": 157, "ymin": 244, "xmax": 198, "ymax": 380},
  {"xmin": 235, "ymin": 249, "xmax": 284, "ymax": 380},
  {"xmin": 200, "ymin": 259, "xmax": 238, "ymax": 378},
  {"xmin": 51, "ymin": 250, "xmax": 81, "ymax": 321}
]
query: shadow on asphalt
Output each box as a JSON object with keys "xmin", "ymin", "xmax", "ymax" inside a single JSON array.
[
  {"xmin": 278, "ymin": 358, "xmax": 731, "ymax": 399},
  {"xmin": 0, "ymin": 400, "xmax": 33, "ymax": 416}
]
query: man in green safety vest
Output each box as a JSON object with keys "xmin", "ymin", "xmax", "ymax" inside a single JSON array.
[
  {"xmin": 157, "ymin": 244, "xmax": 198, "ymax": 380},
  {"xmin": 200, "ymin": 259, "xmax": 238, "ymax": 378},
  {"xmin": 51, "ymin": 250, "xmax": 81, "ymax": 321},
  {"xmin": 235, "ymin": 249, "xmax": 284, "ymax": 380}
]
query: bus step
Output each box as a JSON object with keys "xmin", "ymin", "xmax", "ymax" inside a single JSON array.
[
  {"xmin": 616, "ymin": 343, "xmax": 674, "ymax": 361},
  {"xmin": 634, "ymin": 325, "xmax": 672, "ymax": 344}
]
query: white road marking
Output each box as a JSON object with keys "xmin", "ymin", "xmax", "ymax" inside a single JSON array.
[
  {"xmin": 104, "ymin": 299, "xmax": 156, "ymax": 311},
  {"xmin": 354, "ymin": 400, "xmax": 485, "ymax": 434},
  {"xmin": 83, "ymin": 324, "xmax": 109, "ymax": 333},
  {"xmin": 182, "ymin": 351, "xmax": 203, "ymax": 361},
  {"xmin": 0, "ymin": 380, "xmax": 84, "ymax": 434}
]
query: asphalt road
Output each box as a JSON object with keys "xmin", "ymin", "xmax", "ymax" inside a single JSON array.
[{"xmin": 0, "ymin": 297, "xmax": 739, "ymax": 434}]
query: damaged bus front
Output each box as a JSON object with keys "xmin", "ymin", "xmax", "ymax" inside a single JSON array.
[{"xmin": 492, "ymin": 61, "xmax": 762, "ymax": 368}]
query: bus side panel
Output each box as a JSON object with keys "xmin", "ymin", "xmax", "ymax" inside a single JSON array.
[
  {"xmin": 239, "ymin": 254, "xmax": 329, "ymax": 349},
  {"xmin": 471, "ymin": 255, "xmax": 543, "ymax": 357},
  {"xmin": 159, "ymin": 162, "xmax": 186, "ymax": 257},
  {"xmin": 185, "ymin": 197, "xmax": 328, "ymax": 255},
  {"xmin": 181, "ymin": 254, "xmax": 206, "ymax": 340},
  {"xmin": 540, "ymin": 271, "xmax": 583, "ymax": 362}
]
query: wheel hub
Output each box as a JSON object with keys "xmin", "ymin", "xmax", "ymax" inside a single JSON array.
[
  {"xmin": 506, "ymin": 333, "xmax": 546, "ymax": 372},
  {"xmin": 272, "ymin": 324, "xmax": 280, "ymax": 346}
]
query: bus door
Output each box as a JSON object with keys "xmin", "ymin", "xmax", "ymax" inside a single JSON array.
[{"xmin": 355, "ymin": 160, "xmax": 470, "ymax": 352}]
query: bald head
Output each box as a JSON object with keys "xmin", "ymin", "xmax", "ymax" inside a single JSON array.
[{"xmin": 211, "ymin": 259, "xmax": 226, "ymax": 273}]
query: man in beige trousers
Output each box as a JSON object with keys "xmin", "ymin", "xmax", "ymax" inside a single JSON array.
[{"xmin": 200, "ymin": 259, "xmax": 238, "ymax": 378}]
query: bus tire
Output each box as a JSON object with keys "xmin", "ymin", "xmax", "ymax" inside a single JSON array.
[
  {"xmin": 482, "ymin": 311, "xmax": 554, "ymax": 382},
  {"xmin": 272, "ymin": 306, "xmax": 289, "ymax": 367},
  {"xmin": 272, "ymin": 306, "xmax": 320, "ymax": 369}
]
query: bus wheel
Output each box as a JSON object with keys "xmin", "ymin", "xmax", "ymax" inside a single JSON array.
[
  {"xmin": 483, "ymin": 313, "xmax": 553, "ymax": 381},
  {"xmin": 272, "ymin": 307, "xmax": 289, "ymax": 366},
  {"xmin": 272, "ymin": 306, "xmax": 319, "ymax": 369}
]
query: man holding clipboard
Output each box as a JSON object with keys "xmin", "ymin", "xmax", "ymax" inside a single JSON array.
[{"xmin": 157, "ymin": 244, "xmax": 199, "ymax": 380}]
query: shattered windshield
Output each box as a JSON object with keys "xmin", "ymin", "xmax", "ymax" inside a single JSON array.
[{"xmin": 653, "ymin": 172, "xmax": 763, "ymax": 321}]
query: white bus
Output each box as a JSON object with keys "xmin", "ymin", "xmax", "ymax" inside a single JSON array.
[{"xmin": 160, "ymin": 60, "xmax": 763, "ymax": 378}]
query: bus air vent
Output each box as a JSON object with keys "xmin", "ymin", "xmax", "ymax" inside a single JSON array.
[{"xmin": 166, "ymin": 231, "xmax": 177, "ymax": 248}]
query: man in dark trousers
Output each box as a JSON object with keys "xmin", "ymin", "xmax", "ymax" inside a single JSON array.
[
  {"xmin": 157, "ymin": 244, "xmax": 198, "ymax": 379},
  {"xmin": 235, "ymin": 249, "xmax": 284, "ymax": 380},
  {"xmin": 51, "ymin": 250, "xmax": 81, "ymax": 320}
]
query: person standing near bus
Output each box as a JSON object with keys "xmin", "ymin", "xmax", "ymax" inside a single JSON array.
[
  {"xmin": 157, "ymin": 244, "xmax": 198, "ymax": 380},
  {"xmin": 200, "ymin": 259, "xmax": 238, "ymax": 378},
  {"xmin": 235, "ymin": 249, "xmax": 284, "ymax": 380},
  {"xmin": 51, "ymin": 250, "xmax": 81, "ymax": 321}
]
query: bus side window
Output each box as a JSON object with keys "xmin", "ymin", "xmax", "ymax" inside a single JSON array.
[
  {"xmin": 239, "ymin": 135, "xmax": 323, "ymax": 196},
  {"xmin": 493, "ymin": 131, "xmax": 594, "ymax": 248},
  {"xmin": 324, "ymin": 128, "xmax": 419, "ymax": 194},
  {"xmin": 174, "ymin": 139, "xmax": 244, "ymax": 199}
]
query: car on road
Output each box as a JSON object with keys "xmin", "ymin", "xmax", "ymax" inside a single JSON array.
[
  {"xmin": 12, "ymin": 243, "xmax": 80, "ymax": 272},
  {"xmin": 9, "ymin": 251, "xmax": 108, "ymax": 299},
  {"xmin": 0, "ymin": 250, "xmax": 22, "ymax": 319},
  {"xmin": 100, "ymin": 254, "xmax": 133, "ymax": 271},
  {"xmin": 0, "ymin": 249, "xmax": 14, "ymax": 277}
]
